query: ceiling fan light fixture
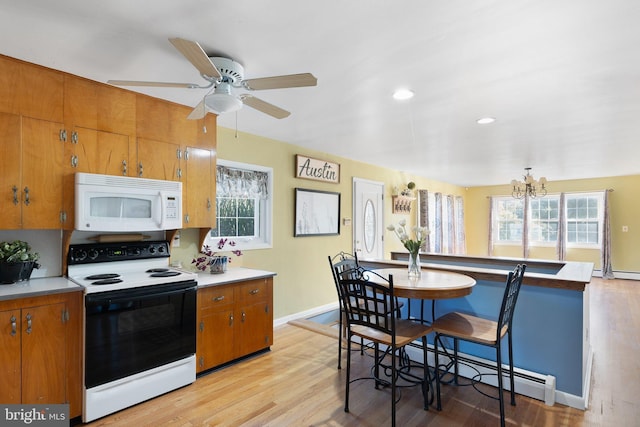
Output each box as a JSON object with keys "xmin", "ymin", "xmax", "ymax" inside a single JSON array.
[
  {"xmin": 476, "ymin": 117, "xmax": 496, "ymax": 124},
  {"xmin": 205, "ymin": 81, "xmax": 242, "ymax": 115}
]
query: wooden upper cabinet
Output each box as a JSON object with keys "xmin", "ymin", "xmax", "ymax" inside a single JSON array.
[
  {"xmin": 64, "ymin": 75, "xmax": 136, "ymax": 137},
  {"xmin": 0, "ymin": 113, "xmax": 22, "ymax": 228},
  {"xmin": 183, "ymin": 146, "xmax": 214, "ymax": 227},
  {"xmin": 21, "ymin": 117, "xmax": 65, "ymax": 229},
  {"xmin": 136, "ymin": 137, "xmax": 181, "ymax": 181},
  {"xmin": 0, "ymin": 56, "xmax": 21, "ymax": 115},
  {"xmin": 19, "ymin": 61, "xmax": 63, "ymax": 123}
]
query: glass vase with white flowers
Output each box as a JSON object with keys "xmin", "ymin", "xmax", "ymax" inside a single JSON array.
[{"xmin": 386, "ymin": 219, "xmax": 429, "ymax": 278}]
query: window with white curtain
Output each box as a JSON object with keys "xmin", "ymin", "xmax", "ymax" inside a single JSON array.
[
  {"xmin": 204, "ymin": 159, "xmax": 273, "ymax": 251},
  {"xmin": 566, "ymin": 193, "xmax": 603, "ymax": 247},
  {"xmin": 420, "ymin": 191, "xmax": 466, "ymax": 254}
]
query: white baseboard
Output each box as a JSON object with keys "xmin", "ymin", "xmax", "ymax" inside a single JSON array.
[
  {"xmin": 274, "ymin": 301, "xmax": 338, "ymax": 328},
  {"xmin": 593, "ymin": 269, "xmax": 640, "ymax": 280}
]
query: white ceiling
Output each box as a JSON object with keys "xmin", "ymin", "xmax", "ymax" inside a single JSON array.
[{"xmin": 2, "ymin": 0, "xmax": 640, "ymax": 187}]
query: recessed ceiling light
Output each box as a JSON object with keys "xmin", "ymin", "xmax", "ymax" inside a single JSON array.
[
  {"xmin": 476, "ymin": 117, "xmax": 496, "ymax": 124},
  {"xmin": 393, "ymin": 89, "xmax": 414, "ymax": 100}
]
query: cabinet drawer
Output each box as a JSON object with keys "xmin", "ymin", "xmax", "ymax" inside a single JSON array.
[
  {"xmin": 198, "ymin": 285, "xmax": 235, "ymax": 312},
  {"xmin": 236, "ymin": 279, "xmax": 270, "ymax": 305}
]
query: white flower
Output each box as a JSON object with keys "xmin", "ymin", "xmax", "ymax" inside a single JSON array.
[{"xmin": 398, "ymin": 219, "xmax": 407, "ymax": 227}]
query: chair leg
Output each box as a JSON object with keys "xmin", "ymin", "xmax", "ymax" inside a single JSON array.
[
  {"xmin": 453, "ymin": 338, "xmax": 459, "ymax": 385},
  {"xmin": 344, "ymin": 330, "xmax": 351, "ymax": 413},
  {"xmin": 508, "ymin": 332, "xmax": 516, "ymax": 406},
  {"xmin": 374, "ymin": 343, "xmax": 381, "ymax": 389},
  {"xmin": 434, "ymin": 333, "xmax": 442, "ymax": 411},
  {"xmin": 338, "ymin": 311, "xmax": 343, "ymax": 369},
  {"xmin": 391, "ymin": 344, "xmax": 396, "ymax": 427},
  {"xmin": 421, "ymin": 336, "xmax": 429, "ymax": 411},
  {"xmin": 496, "ymin": 345, "xmax": 505, "ymax": 427}
]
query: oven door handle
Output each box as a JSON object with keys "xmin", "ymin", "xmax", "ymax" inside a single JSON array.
[{"xmin": 86, "ymin": 284, "xmax": 196, "ymax": 306}]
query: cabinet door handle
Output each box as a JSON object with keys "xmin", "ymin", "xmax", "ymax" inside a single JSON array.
[
  {"xmin": 213, "ymin": 295, "xmax": 225, "ymax": 302},
  {"xmin": 229, "ymin": 314, "xmax": 233, "ymax": 326},
  {"xmin": 138, "ymin": 162, "xmax": 143, "ymax": 177},
  {"xmin": 23, "ymin": 187, "xmax": 30, "ymax": 206},
  {"xmin": 122, "ymin": 160, "xmax": 127, "ymax": 176},
  {"xmin": 10, "ymin": 315, "xmax": 17, "ymax": 336},
  {"xmin": 207, "ymin": 198, "xmax": 211, "ymax": 211},
  {"xmin": 241, "ymin": 311, "xmax": 246, "ymax": 323},
  {"xmin": 249, "ymin": 289, "xmax": 260, "ymax": 295},
  {"xmin": 25, "ymin": 313, "xmax": 32, "ymax": 334},
  {"xmin": 12, "ymin": 186, "xmax": 19, "ymax": 205}
]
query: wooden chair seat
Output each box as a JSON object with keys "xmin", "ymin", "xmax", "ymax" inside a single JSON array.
[
  {"xmin": 352, "ymin": 318, "xmax": 433, "ymax": 348},
  {"xmin": 432, "ymin": 311, "xmax": 508, "ymax": 346}
]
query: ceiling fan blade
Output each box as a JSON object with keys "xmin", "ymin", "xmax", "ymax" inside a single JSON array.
[
  {"xmin": 169, "ymin": 37, "xmax": 221, "ymax": 79},
  {"xmin": 108, "ymin": 80, "xmax": 200, "ymax": 88},
  {"xmin": 241, "ymin": 95, "xmax": 291, "ymax": 119},
  {"xmin": 243, "ymin": 73, "xmax": 317, "ymax": 91},
  {"xmin": 187, "ymin": 99, "xmax": 208, "ymax": 120}
]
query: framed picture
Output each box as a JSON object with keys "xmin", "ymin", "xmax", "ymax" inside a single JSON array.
[{"xmin": 294, "ymin": 188, "xmax": 340, "ymax": 237}]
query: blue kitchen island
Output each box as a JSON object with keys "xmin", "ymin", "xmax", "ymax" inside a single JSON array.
[{"xmin": 360, "ymin": 253, "xmax": 594, "ymax": 410}]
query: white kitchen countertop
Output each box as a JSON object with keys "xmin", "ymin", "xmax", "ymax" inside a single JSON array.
[
  {"xmin": 0, "ymin": 276, "xmax": 83, "ymax": 301},
  {"xmin": 195, "ymin": 267, "xmax": 276, "ymax": 288}
]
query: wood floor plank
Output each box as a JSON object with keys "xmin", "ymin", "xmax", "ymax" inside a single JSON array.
[{"xmin": 84, "ymin": 277, "xmax": 640, "ymax": 426}]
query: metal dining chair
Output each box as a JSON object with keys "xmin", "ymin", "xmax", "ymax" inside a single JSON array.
[
  {"xmin": 336, "ymin": 266, "xmax": 433, "ymax": 427},
  {"xmin": 432, "ymin": 263, "xmax": 527, "ymax": 427},
  {"xmin": 328, "ymin": 252, "xmax": 406, "ymax": 369}
]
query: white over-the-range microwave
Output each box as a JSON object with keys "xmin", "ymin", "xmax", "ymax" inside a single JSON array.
[{"xmin": 75, "ymin": 172, "xmax": 182, "ymax": 232}]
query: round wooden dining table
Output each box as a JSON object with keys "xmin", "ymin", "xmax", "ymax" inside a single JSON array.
[{"xmin": 364, "ymin": 268, "xmax": 476, "ymax": 300}]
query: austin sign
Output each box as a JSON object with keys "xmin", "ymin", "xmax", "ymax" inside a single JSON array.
[{"xmin": 295, "ymin": 155, "xmax": 340, "ymax": 184}]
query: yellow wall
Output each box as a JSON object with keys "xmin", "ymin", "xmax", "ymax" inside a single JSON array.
[
  {"xmin": 172, "ymin": 127, "xmax": 465, "ymax": 319},
  {"xmin": 172, "ymin": 125, "xmax": 640, "ymax": 319},
  {"xmin": 465, "ymin": 175, "xmax": 640, "ymax": 272}
]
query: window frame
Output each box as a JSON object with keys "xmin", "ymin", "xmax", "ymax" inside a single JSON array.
[
  {"xmin": 204, "ymin": 159, "xmax": 273, "ymax": 252},
  {"xmin": 491, "ymin": 197, "xmax": 525, "ymax": 245},
  {"xmin": 565, "ymin": 192, "xmax": 603, "ymax": 249}
]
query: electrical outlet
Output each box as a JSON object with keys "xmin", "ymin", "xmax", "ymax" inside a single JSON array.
[
  {"xmin": 173, "ymin": 231, "xmax": 181, "ymax": 247},
  {"xmin": 622, "ymin": 226, "xmax": 629, "ymax": 232}
]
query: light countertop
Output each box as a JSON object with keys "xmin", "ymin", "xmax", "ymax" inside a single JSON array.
[
  {"xmin": 195, "ymin": 267, "xmax": 277, "ymax": 288},
  {"xmin": 0, "ymin": 276, "xmax": 83, "ymax": 301}
]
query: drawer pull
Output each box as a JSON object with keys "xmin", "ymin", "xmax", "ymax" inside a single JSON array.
[
  {"xmin": 249, "ymin": 289, "xmax": 260, "ymax": 295},
  {"xmin": 10, "ymin": 315, "xmax": 17, "ymax": 336},
  {"xmin": 213, "ymin": 295, "xmax": 225, "ymax": 302}
]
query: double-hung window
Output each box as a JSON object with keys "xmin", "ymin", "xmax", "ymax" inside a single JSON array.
[
  {"xmin": 205, "ymin": 159, "xmax": 273, "ymax": 251},
  {"xmin": 566, "ymin": 193, "xmax": 602, "ymax": 247},
  {"xmin": 493, "ymin": 198, "xmax": 524, "ymax": 243},
  {"xmin": 529, "ymin": 196, "xmax": 560, "ymax": 245}
]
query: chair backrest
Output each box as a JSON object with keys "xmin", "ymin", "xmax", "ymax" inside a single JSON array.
[
  {"xmin": 328, "ymin": 252, "xmax": 359, "ymax": 298},
  {"xmin": 496, "ymin": 263, "xmax": 527, "ymax": 339},
  {"xmin": 335, "ymin": 267, "xmax": 396, "ymax": 337}
]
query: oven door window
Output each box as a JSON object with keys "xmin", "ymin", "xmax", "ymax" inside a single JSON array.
[{"xmin": 85, "ymin": 282, "xmax": 196, "ymax": 388}]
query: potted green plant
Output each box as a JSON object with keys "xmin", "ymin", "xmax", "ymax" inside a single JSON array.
[{"xmin": 0, "ymin": 240, "xmax": 40, "ymax": 284}]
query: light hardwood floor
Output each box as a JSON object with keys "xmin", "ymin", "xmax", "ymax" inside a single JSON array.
[{"xmin": 84, "ymin": 277, "xmax": 639, "ymax": 426}]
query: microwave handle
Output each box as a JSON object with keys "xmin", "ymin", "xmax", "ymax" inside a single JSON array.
[{"xmin": 159, "ymin": 191, "xmax": 167, "ymax": 229}]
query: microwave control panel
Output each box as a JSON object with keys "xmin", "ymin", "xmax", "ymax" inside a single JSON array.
[{"xmin": 165, "ymin": 197, "xmax": 179, "ymax": 219}]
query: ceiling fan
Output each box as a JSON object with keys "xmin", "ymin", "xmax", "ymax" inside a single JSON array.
[{"xmin": 108, "ymin": 37, "xmax": 317, "ymax": 120}]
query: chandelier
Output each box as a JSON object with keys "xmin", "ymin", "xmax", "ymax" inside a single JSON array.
[{"xmin": 511, "ymin": 167, "xmax": 547, "ymax": 199}]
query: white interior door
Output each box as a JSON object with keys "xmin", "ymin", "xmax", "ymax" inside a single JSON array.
[{"xmin": 353, "ymin": 178, "xmax": 384, "ymax": 260}]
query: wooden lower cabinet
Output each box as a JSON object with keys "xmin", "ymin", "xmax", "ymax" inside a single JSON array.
[
  {"xmin": 0, "ymin": 291, "xmax": 82, "ymax": 418},
  {"xmin": 196, "ymin": 277, "xmax": 273, "ymax": 373}
]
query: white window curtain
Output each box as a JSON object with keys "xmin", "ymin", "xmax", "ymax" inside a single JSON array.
[
  {"xmin": 523, "ymin": 195, "xmax": 530, "ymax": 258},
  {"xmin": 488, "ymin": 196, "xmax": 495, "ymax": 256},
  {"xmin": 556, "ymin": 193, "xmax": 567, "ymax": 260},
  {"xmin": 216, "ymin": 165, "xmax": 269, "ymax": 199},
  {"xmin": 454, "ymin": 196, "xmax": 467, "ymax": 254},
  {"xmin": 418, "ymin": 189, "xmax": 431, "ymax": 252},
  {"xmin": 433, "ymin": 192, "xmax": 443, "ymax": 253},
  {"xmin": 601, "ymin": 189, "xmax": 615, "ymax": 279}
]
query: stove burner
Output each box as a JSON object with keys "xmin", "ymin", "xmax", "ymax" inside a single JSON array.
[
  {"xmin": 146, "ymin": 268, "xmax": 169, "ymax": 273},
  {"xmin": 85, "ymin": 273, "xmax": 121, "ymax": 280},
  {"xmin": 149, "ymin": 271, "xmax": 181, "ymax": 278},
  {"xmin": 92, "ymin": 278, "xmax": 124, "ymax": 285}
]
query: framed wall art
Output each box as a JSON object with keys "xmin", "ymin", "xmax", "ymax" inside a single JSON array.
[{"xmin": 294, "ymin": 188, "xmax": 340, "ymax": 237}]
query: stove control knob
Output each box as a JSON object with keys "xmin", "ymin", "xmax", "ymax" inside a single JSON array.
[
  {"xmin": 158, "ymin": 246, "xmax": 165, "ymax": 253},
  {"xmin": 88, "ymin": 249, "xmax": 99, "ymax": 260},
  {"xmin": 149, "ymin": 246, "xmax": 156, "ymax": 254},
  {"xmin": 73, "ymin": 249, "xmax": 87, "ymax": 262}
]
